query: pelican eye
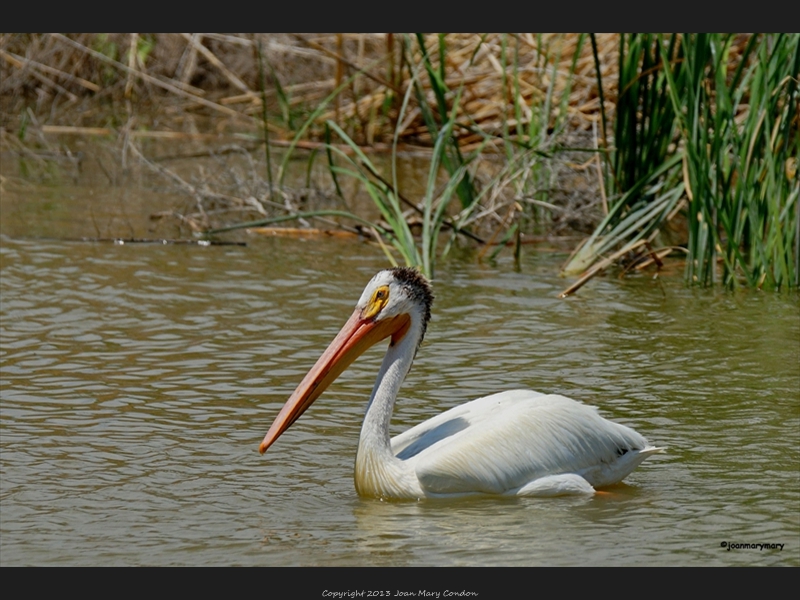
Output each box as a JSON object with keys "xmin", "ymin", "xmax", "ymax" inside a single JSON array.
[{"xmin": 363, "ymin": 285, "xmax": 390, "ymax": 319}]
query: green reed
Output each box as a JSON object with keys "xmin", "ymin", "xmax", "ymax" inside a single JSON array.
[
  {"xmin": 669, "ymin": 34, "xmax": 799, "ymax": 288},
  {"xmin": 323, "ymin": 60, "xmax": 484, "ymax": 278},
  {"xmin": 411, "ymin": 34, "xmax": 478, "ymax": 212},
  {"xmin": 564, "ymin": 33, "xmax": 799, "ymax": 290}
]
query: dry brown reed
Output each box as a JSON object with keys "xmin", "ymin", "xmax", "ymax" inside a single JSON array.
[
  {"xmin": 1, "ymin": 33, "xmax": 629, "ymax": 239},
  {"xmin": 0, "ymin": 33, "xmax": 621, "ymax": 144}
]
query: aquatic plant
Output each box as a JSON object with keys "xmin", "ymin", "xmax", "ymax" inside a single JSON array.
[
  {"xmin": 563, "ymin": 33, "xmax": 800, "ymax": 290},
  {"xmin": 7, "ymin": 33, "xmax": 797, "ymax": 290}
]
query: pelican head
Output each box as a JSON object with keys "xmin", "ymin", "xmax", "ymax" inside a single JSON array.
[{"xmin": 259, "ymin": 267, "xmax": 433, "ymax": 455}]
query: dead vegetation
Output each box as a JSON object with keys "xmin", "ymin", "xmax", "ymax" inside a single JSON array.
[
  {"xmin": 1, "ymin": 34, "xmax": 620, "ymax": 136},
  {"xmin": 1, "ymin": 33, "xmax": 625, "ymax": 239}
]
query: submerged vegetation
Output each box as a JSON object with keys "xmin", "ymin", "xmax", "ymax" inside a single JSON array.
[{"xmin": 2, "ymin": 33, "xmax": 798, "ymax": 290}]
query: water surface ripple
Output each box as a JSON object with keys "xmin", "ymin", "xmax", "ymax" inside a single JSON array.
[{"xmin": 1, "ymin": 236, "xmax": 798, "ymax": 566}]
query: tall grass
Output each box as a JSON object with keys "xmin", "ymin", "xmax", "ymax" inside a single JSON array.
[
  {"xmin": 26, "ymin": 34, "xmax": 793, "ymax": 290},
  {"xmin": 411, "ymin": 33, "xmax": 478, "ymax": 213},
  {"xmin": 668, "ymin": 34, "xmax": 799, "ymax": 288},
  {"xmin": 209, "ymin": 34, "xmax": 572, "ymax": 278},
  {"xmin": 317, "ymin": 34, "xmax": 584, "ymax": 277},
  {"xmin": 564, "ymin": 33, "xmax": 799, "ymax": 290},
  {"xmin": 206, "ymin": 42, "xmax": 485, "ymax": 278},
  {"xmin": 322, "ymin": 51, "xmax": 485, "ymax": 278}
]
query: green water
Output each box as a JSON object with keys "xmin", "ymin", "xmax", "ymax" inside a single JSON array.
[
  {"xmin": 1, "ymin": 229, "xmax": 797, "ymax": 566},
  {"xmin": 1, "ymin": 142, "xmax": 798, "ymax": 566}
]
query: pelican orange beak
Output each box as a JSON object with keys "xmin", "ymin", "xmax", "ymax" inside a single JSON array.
[{"xmin": 259, "ymin": 308, "xmax": 410, "ymax": 454}]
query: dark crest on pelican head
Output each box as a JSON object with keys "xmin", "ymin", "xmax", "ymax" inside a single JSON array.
[{"xmin": 386, "ymin": 267, "xmax": 433, "ymax": 343}]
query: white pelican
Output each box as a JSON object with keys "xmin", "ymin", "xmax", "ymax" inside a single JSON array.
[{"xmin": 260, "ymin": 267, "xmax": 662, "ymax": 499}]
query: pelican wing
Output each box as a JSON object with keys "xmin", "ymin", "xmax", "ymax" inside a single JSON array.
[{"xmin": 392, "ymin": 391, "xmax": 651, "ymax": 495}]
